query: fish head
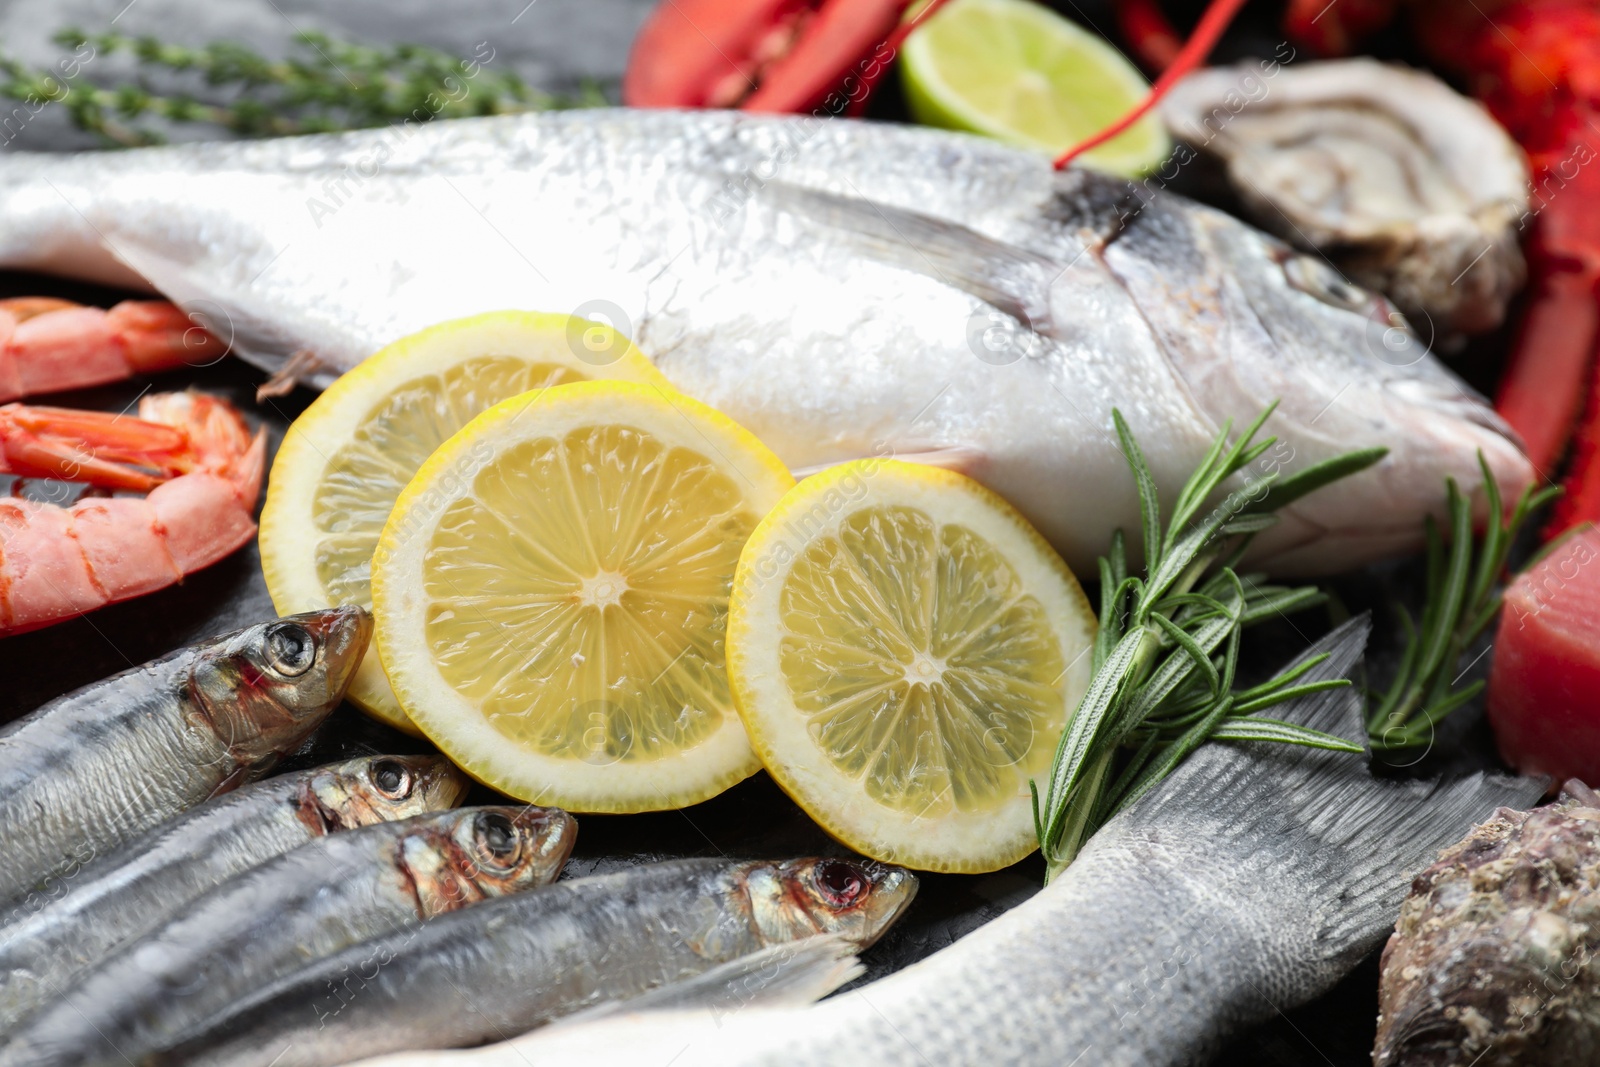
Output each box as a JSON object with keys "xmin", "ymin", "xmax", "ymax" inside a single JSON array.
[
  {"xmin": 399, "ymin": 805, "xmax": 576, "ymax": 917},
  {"xmin": 302, "ymin": 754, "xmax": 470, "ymax": 831},
  {"xmin": 742, "ymin": 858, "xmax": 917, "ymax": 950},
  {"xmin": 1098, "ymin": 194, "xmax": 1534, "ymax": 573},
  {"xmin": 189, "ymin": 607, "xmax": 373, "ymax": 767}
]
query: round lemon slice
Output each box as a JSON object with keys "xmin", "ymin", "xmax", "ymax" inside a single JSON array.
[
  {"xmin": 728, "ymin": 460, "xmax": 1096, "ymax": 872},
  {"xmin": 902, "ymin": 0, "xmax": 1170, "ymax": 176},
  {"xmin": 372, "ymin": 380, "xmax": 794, "ymax": 812},
  {"xmin": 260, "ymin": 311, "xmax": 672, "ymax": 734}
]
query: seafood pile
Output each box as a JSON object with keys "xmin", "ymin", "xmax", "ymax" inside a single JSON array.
[{"xmin": 0, "ymin": 0, "xmax": 1592, "ymax": 1063}]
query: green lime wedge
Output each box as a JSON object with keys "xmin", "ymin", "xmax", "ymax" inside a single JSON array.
[{"xmin": 901, "ymin": 0, "xmax": 1171, "ymax": 177}]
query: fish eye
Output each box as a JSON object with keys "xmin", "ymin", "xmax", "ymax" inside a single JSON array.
[
  {"xmin": 476, "ymin": 812, "xmax": 521, "ymax": 866},
  {"xmin": 1281, "ymin": 254, "xmax": 1370, "ymax": 312},
  {"xmin": 370, "ymin": 759, "xmax": 411, "ymax": 798},
  {"xmin": 812, "ymin": 860, "xmax": 869, "ymax": 908},
  {"xmin": 264, "ymin": 623, "xmax": 316, "ymax": 677}
]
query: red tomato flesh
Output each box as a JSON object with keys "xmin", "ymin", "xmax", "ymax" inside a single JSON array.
[{"xmin": 1488, "ymin": 526, "xmax": 1600, "ymax": 781}]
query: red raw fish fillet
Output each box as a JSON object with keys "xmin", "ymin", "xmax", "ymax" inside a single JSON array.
[{"xmin": 1488, "ymin": 526, "xmax": 1600, "ymax": 781}]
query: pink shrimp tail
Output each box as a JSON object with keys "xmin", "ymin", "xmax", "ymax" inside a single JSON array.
[
  {"xmin": 0, "ymin": 299, "xmax": 229, "ymax": 403},
  {"xmin": 0, "ymin": 390, "xmax": 263, "ymax": 637}
]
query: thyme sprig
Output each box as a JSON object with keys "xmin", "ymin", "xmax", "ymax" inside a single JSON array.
[
  {"xmin": 1, "ymin": 29, "xmax": 598, "ymax": 147},
  {"xmin": 1032, "ymin": 405, "xmax": 1386, "ymax": 882},
  {"xmin": 1366, "ymin": 456, "xmax": 1559, "ymax": 751}
]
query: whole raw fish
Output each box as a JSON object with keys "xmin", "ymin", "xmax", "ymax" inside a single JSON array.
[
  {"xmin": 0, "ymin": 110, "xmax": 1529, "ymax": 575},
  {"xmin": 0, "ymin": 804, "xmax": 574, "ymax": 1067},
  {"xmin": 0, "ymin": 753, "xmax": 468, "ymax": 1034},
  {"xmin": 346, "ymin": 619, "xmax": 1542, "ymax": 1067},
  {"xmin": 0, "ymin": 607, "xmax": 368, "ymax": 907},
  {"xmin": 152, "ymin": 856, "xmax": 915, "ymax": 1067}
]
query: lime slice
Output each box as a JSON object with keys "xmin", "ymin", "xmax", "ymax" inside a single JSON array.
[{"xmin": 901, "ymin": 0, "xmax": 1170, "ymax": 176}]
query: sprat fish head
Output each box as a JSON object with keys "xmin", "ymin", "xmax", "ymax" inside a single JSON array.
[
  {"xmin": 401, "ymin": 805, "xmax": 576, "ymax": 917},
  {"xmin": 744, "ymin": 858, "xmax": 917, "ymax": 950},
  {"xmin": 302, "ymin": 754, "xmax": 469, "ymax": 832},
  {"xmin": 190, "ymin": 607, "xmax": 373, "ymax": 765}
]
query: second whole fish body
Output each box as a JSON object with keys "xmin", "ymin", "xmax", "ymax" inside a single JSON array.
[
  {"xmin": 0, "ymin": 805, "xmax": 575, "ymax": 1067},
  {"xmin": 0, "ymin": 753, "xmax": 469, "ymax": 1035},
  {"xmin": 0, "ymin": 109, "xmax": 1529, "ymax": 576},
  {"xmin": 0, "ymin": 607, "xmax": 369, "ymax": 907},
  {"xmin": 153, "ymin": 857, "xmax": 916, "ymax": 1067}
]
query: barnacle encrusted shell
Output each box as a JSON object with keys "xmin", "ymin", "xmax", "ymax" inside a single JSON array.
[{"xmin": 1373, "ymin": 789, "xmax": 1600, "ymax": 1066}]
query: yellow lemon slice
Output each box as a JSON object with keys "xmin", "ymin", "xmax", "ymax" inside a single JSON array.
[
  {"xmin": 728, "ymin": 459, "xmax": 1096, "ymax": 872},
  {"xmin": 260, "ymin": 311, "xmax": 672, "ymax": 733},
  {"xmin": 902, "ymin": 0, "xmax": 1170, "ymax": 177},
  {"xmin": 372, "ymin": 381, "xmax": 794, "ymax": 812}
]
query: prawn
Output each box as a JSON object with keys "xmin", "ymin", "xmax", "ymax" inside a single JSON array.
[
  {"xmin": 0, "ymin": 391, "xmax": 265, "ymax": 636},
  {"xmin": 0, "ymin": 296, "xmax": 227, "ymax": 401}
]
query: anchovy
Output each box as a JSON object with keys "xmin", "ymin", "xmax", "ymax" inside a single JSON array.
[
  {"xmin": 0, "ymin": 607, "xmax": 368, "ymax": 907},
  {"xmin": 0, "ymin": 110, "xmax": 1528, "ymax": 575},
  {"xmin": 0, "ymin": 805, "xmax": 574, "ymax": 1067},
  {"xmin": 152, "ymin": 856, "xmax": 915, "ymax": 1067},
  {"xmin": 0, "ymin": 753, "xmax": 467, "ymax": 1034},
  {"xmin": 359, "ymin": 619, "xmax": 1541, "ymax": 1067}
]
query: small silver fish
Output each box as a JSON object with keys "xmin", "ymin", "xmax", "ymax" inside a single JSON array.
[
  {"xmin": 0, "ymin": 607, "xmax": 369, "ymax": 908},
  {"xmin": 0, "ymin": 805, "xmax": 574, "ymax": 1067},
  {"xmin": 0, "ymin": 109, "xmax": 1529, "ymax": 575},
  {"xmin": 0, "ymin": 753, "xmax": 468, "ymax": 1034},
  {"xmin": 355, "ymin": 619, "xmax": 1541, "ymax": 1067},
  {"xmin": 151, "ymin": 857, "xmax": 915, "ymax": 1067}
]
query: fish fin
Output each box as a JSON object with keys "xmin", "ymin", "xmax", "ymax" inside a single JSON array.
[
  {"xmin": 1129, "ymin": 614, "xmax": 1545, "ymax": 963},
  {"xmin": 100, "ymin": 231, "xmax": 340, "ymax": 390},
  {"xmin": 761, "ymin": 181, "xmax": 1057, "ymax": 334},
  {"xmin": 205, "ymin": 763, "xmax": 249, "ymax": 801},
  {"xmin": 560, "ymin": 935, "xmax": 862, "ymax": 1026}
]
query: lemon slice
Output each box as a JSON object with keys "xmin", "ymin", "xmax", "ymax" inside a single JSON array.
[
  {"xmin": 260, "ymin": 311, "xmax": 672, "ymax": 734},
  {"xmin": 901, "ymin": 0, "xmax": 1170, "ymax": 176},
  {"xmin": 372, "ymin": 381, "xmax": 794, "ymax": 812},
  {"xmin": 728, "ymin": 460, "xmax": 1096, "ymax": 872}
]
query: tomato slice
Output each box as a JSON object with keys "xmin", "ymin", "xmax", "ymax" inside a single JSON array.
[{"xmin": 624, "ymin": 0, "xmax": 908, "ymax": 113}]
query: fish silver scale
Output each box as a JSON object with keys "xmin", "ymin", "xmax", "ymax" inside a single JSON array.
[
  {"xmin": 0, "ymin": 109, "xmax": 1529, "ymax": 575},
  {"xmin": 0, "ymin": 807, "xmax": 566, "ymax": 1067},
  {"xmin": 0, "ymin": 755, "xmax": 462, "ymax": 1035},
  {"xmin": 0, "ymin": 656, "xmax": 261, "ymax": 907},
  {"xmin": 153, "ymin": 857, "xmax": 908, "ymax": 1067},
  {"xmin": 408, "ymin": 619, "xmax": 1543, "ymax": 1067}
]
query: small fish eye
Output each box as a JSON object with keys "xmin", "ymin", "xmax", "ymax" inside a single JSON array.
[
  {"xmin": 264, "ymin": 624, "xmax": 316, "ymax": 677},
  {"xmin": 1281, "ymin": 255, "xmax": 1369, "ymax": 312},
  {"xmin": 477, "ymin": 812, "xmax": 520, "ymax": 864},
  {"xmin": 813, "ymin": 859, "xmax": 869, "ymax": 908},
  {"xmin": 371, "ymin": 759, "xmax": 411, "ymax": 798}
]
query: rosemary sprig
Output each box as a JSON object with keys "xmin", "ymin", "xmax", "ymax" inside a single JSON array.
[
  {"xmin": 1366, "ymin": 456, "xmax": 1559, "ymax": 751},
  {"xmin": 1032, "ymin": 405, "xmax": 1385, "ymax": 882},
  {"xmin": 1, "ymin": 29, "xmax": 599, "ymax": 147}
]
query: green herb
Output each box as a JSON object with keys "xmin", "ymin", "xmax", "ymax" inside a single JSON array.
[
  {"xmin": 0, "ymin": 29, "xmax": 600, "ymax": 147},
  {"xmin": 1366, "ymin": 457, "xmax": 1559, "ymax": 751},
  {"xmin": 1031, "ymin": 405, "xmax": 1385, "ymax": 883}
]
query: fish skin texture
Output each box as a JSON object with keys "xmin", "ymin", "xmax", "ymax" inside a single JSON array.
[{"xmin": 0, "ymin": 109, "xmax": 1530, "ymax": 576}]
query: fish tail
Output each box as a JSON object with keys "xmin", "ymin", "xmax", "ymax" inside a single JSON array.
[{"xmin": 1128, "ymin": 615, "xmax": 1545, "ymax": 965}]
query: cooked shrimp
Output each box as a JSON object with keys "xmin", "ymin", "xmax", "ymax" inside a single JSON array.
[
  {"xmin": 0, "ymin": 391, "xmax": 264, "ymax": 636},
  {"xmin": 0, "ymin": 297, "xmax": 227, "ymax": 402}
]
